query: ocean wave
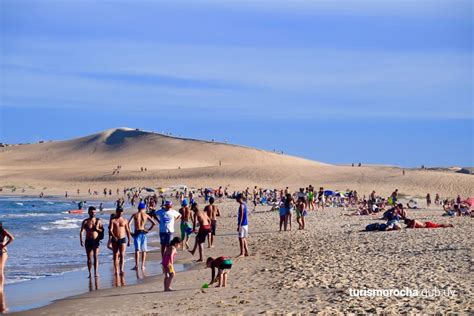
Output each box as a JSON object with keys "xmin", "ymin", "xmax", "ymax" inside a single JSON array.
[
  {"xmin": 0, "ymin": 213, "xmax": 50, "ymax": 218},
  {"xmin": 41, "ymin": 218, "xmax": 83, "ymax": 230},
  {"xmin": 15, "ymin": 202, "xmax": 24, "ymax": 206}
]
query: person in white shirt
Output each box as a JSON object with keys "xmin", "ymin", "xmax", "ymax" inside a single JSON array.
[{"xmin": 156, "ymin": 200, "xmax": 181, "ymax": 258}]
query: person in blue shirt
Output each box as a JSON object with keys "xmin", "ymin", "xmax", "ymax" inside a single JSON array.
[{"xmin": 236, "ymin": 193, "xmax": 249, "ymax": 258}]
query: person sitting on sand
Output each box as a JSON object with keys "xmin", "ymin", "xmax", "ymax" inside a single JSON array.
[
  {"xmin": 129, "ymin": 202, "xmax": 156, "ymax": 270},
  {"xmin": 188, "ymin": 203, "xmax": 211, "ymax": 262},
  {"xmin": 404, "ymin": 218, "xmax": 453, "ymax": 229},
  {"xmin": 162, "ymin": 237, "xmax": 181, "ymax": 292},
  {"xmin": 110, "ymin": 207, "xmax": 131, "ymax": 275},
  {"xmin": 384, "ymin": 208, "xmax": 402, "ymax": 231},
  {"xmin": 206, "ymin": 256, "xmax": 233, "ymax": 287},
  {"xmin": 80, "ymin": 206, "xmax": 103, "ymax": 278}
]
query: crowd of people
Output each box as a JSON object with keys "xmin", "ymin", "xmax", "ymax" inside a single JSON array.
[
  {"xmin": 78, "ymin": 191, "xmax": 247, "ymax": 291},
  {"xmin": 1, "ymin": 184, "xmax": 471, "ymax": 297}
]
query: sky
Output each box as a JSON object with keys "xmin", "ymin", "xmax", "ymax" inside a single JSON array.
[{"xmin": 0, "ymin": 0, "xmax": 472, "ymax": 167}]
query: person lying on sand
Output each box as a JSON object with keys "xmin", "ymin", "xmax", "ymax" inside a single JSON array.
[{"xmin": 404, "ymin": 218, "xmax": 453, "ymax": 229}]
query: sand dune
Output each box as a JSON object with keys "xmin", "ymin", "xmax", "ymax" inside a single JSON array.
[
  {"xmin": 0, "ymin": 128, "xmax": 472, "ymax": 198},
  {"xmin": 0, "ymin": 127, "xmax": 323, "ymax": 169}
]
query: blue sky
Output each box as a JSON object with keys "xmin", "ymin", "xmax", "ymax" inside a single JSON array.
[{"xmin": 0, "ymin": 0, "xmax": 472, "ymax": 167}]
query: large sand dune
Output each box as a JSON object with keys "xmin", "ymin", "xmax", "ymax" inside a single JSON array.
[
  {"xmin": 0, "ymin": 128, "xmax": 472, "ymax": 198},
  {"xmin": 0, "ymin": 127, "xmax": 323, "ymax": 169}
]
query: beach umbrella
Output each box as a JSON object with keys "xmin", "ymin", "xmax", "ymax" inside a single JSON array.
[{"xmin": 324, "ymin": 190, "xmax": 334, "ymax": 196}]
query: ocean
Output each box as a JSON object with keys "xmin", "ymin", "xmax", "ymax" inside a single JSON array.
[
  {"xmin": 0, "ymin": 196, "xmax": 116, "ymax": 284},
  {"xmin": 1, "ymin": 196, "xmax": 194, "ymax": 312}
]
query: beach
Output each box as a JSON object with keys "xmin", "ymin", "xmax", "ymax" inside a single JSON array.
[
  {"xmin": 1, "ymin": 129, "xmax": 473, "ymax": 314},
  {"xmin": 4, "ymin": 197, "xmax": 472, "ymax": 315}
]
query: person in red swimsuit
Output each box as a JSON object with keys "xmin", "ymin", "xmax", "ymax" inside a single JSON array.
[{"xmin": 404, "ymin": 219, "xmax": 453, "ymax": 229}]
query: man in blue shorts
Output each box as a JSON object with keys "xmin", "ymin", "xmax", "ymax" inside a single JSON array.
[{"xmin": 129, "ymin": 202, "xmax": 156, "ymax": 270}]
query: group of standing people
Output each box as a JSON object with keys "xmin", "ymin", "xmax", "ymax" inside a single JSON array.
[{"xmin": 78, "ymin": 192, "xmax": 249, "ymax": 291}]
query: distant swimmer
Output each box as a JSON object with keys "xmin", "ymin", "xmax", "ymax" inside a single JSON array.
[
  {"xmin": 110, "ymin": 207, "xmax": 131, "ymax": 275},
  {"xmin": 204, "ymin": 197, "xmax": 220, "ymax": 248},
  {"xmin": 129, "ymin": 202, "xmax": 156, "ymax": 270},
  {"xmin": 0, "ymin": 222, "xmax": 14, "ymax": 289},
  {"xmin": 80, "ymin": 207, "xmax": 103, "ymax": 278}
]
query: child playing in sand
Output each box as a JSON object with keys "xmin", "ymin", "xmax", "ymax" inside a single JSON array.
[
  {"xmin": 162, "ymin": 237, "xmax": 181, "ymax": 291},
  {"xmin": 206, "ymin": 256, "xmax": 233, "ymax": 287}
]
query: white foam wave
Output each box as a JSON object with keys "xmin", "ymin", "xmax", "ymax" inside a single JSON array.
[
  {"xmin": 15, "ymin": 202, "xmax": 24, "ymax": 206},
  {"xmin": 0, "ymin": 213, "xmax": 50, "ymax": 218},
  {"xmin": 41, "ymin": 218, "xmax": 83, "ymax": 230}
]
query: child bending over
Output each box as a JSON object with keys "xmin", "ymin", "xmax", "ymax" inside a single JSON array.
[{"xmin": 206, "ymin": 256, "xmax": 233, "ymax": 287}]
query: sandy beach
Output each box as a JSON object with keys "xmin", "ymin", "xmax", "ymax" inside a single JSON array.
[
  {"xmin": 10, "ymin": 198, "xmax": 473, "ymax": 315},
  {"xmin": 0, "ymin": 129, "xmax": 473, "ymax": 315}
]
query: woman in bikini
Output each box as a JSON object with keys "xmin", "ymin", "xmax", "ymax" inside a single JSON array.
[{"xmin": 0, "ymin": 222, "xmax": 14, "ymax": 289}]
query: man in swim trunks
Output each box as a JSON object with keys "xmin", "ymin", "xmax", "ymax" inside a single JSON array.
[
  {"xmin": 179, "ymin": 200, "xmax": 193, "ymax": 249},
  {"xmin": 80, "ymin": 206, "xmax": 103, "ymax": 278},
  {"xmin": 129, "ymin": 202, "xmax": 156, "ymax": 270},
  {"xmin": 156, "ymin": 200, "xmax": 181, "ymax": 258},
  {"xmin": 188, "ymin": 203, "xmax": 211, "ymax": 262},
  {"xmin": 204, "ymin": 197, "xmax": 220, "ymax": 248},
  {"xmin": 110, "ymin": 207, "xmax": 131, "ymax": 275}
]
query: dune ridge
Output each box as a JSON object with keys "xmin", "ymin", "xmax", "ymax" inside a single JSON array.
[{"xmin": 0, "ymin": 128, "xmax": 473, "ymax": 198}]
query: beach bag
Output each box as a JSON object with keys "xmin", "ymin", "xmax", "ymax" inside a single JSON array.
[
  {"xmin": 96, "ymin": 219, "xmax": 104, "ymax": 241},
  {"xmin": 365, "ymin": 223, "xmax": 380, "ymax": 231}
]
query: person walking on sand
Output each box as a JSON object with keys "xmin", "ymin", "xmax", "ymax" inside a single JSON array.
[
  {"xmin": 162, "ymin": 237, "xmax": 181, "ymax": 292},
  {"xmin": 129, "ymin": 202, "xmax": 156, "ymax": 270},
  {"xmin": 156, "ymin": 201, "xmax": 181, "ymax": 258},
  {"xmin": 0, "ymin": 222, "xmax": 14, "ymax": 289},
  {"xmin": 188, "ymin": 203, "xmax": 211, "ymax": 262},
  {"xmin": 307, "ymin": 186, "xmax": 315, "ymax": 211},
  {"xmin": 110, "ymin": 207, "xmax": 131, "ymax": 275},
  {"xmin": 236, "ymin": 193, "xmax": 249, "ymax": 258},
  {"xmin": 204, "ymin": 197, "xmax": 220, "ymax": 248},
  {"xmin": 80, "ymin": 207, "xmax": 103, "ymax": 278},
  {"xmin": 426, "ymin": 193, "xmax": 431, "ymax": 208},
  {"xmin": 179, "ymin": 200, "xmax": 193, "ymax": 250},
  {"xmin": 317, "ymin": 187, "xmax": 325, "ymax": 210}
]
